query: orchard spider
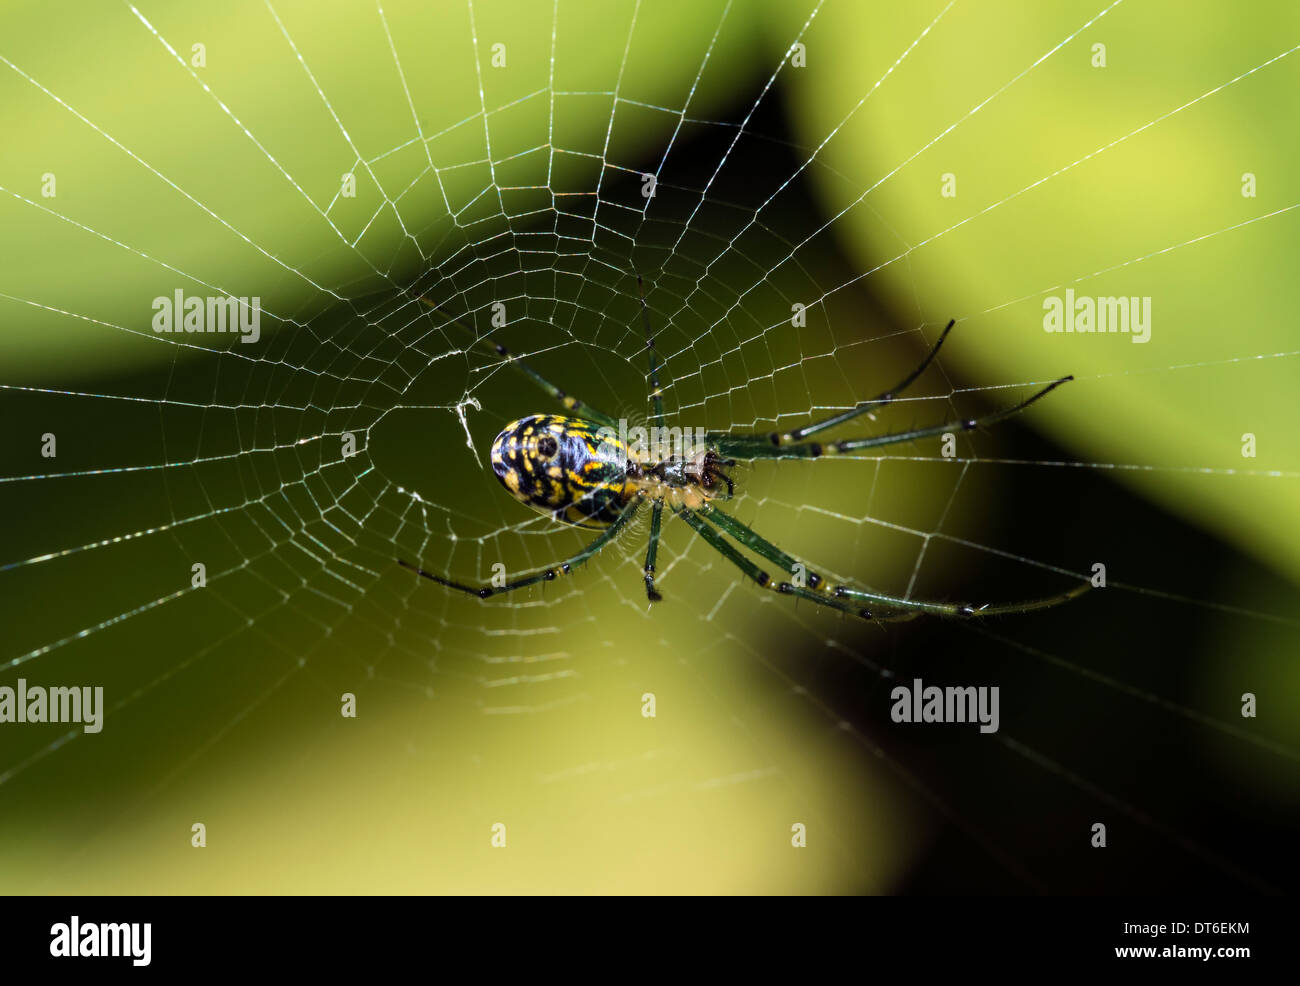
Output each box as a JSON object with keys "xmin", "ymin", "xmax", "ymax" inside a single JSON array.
[{"xmin": 400, "ymin": 279, "xmax": 1088, "ymax": 622}]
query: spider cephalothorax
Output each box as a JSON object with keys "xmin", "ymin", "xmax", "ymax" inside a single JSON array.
[
  {"xmin": 403, "ymin": 284, "xmax": 1088, "ymax": 620},
  {"xmin": 629, "ymin": 447, "xmax": 736, "ymax": 501},
  {"xmin": 489, "ymin": 413, "xmax": 736, "ymax": 529}
]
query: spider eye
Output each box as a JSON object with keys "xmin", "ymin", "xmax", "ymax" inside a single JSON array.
[{"xmin": 537, "ymin": 435, "xmax": 559, "ymax": 458}]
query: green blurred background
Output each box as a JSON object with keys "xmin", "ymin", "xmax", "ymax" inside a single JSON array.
[{"xmin": 0, "ymin": 0, "xmax": 1296, "ymax": 894}]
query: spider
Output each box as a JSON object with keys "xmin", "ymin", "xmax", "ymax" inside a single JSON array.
[{"xmin": 399, "ymin": 278, "xmax": 1089, "ymax": 622}]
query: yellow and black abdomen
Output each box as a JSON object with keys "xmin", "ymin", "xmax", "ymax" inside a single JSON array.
[{"xmin": 489, "ymin": 414, "xmax": 633, "ymax": 528}]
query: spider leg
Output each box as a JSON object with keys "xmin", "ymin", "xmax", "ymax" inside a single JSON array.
[
  {"xmin": 677, "ymin": 506, "xmax": 915, "ymax": 622},
  {"xmin": 637, "ymin": 274, "xmax": 692, "ymax": 618},
  {"xmin": 684, "ymin": 504, "xmax": 879, "ymax": 620},
  {"xmin": 399, "ymin": 500, "xmax": 639, "ymax": 598},
  {"xmin": 691, "ymin": 502, "xmax": 1090, "ymax": 620},
  {"xmin": 643, "ymin": 500, "xmax": 664, "ymax": 602},
  {"xmin": 829, "ymin": 581, "xmax": 1091, "ymax": 618},
  {"xmin": 413, "ymin": 294, "xmax": 620, "ymax": 430},
  {"xmin": 712, "ymin": 375, "xmax": 1072, "ymax": 461},
  {"xmin": 676, "ymin": 507, "xmax": 772, "ymax": 587},
  {"xmin": 703, "ymin": 319, "xmax": 956, "ymax": 449}
]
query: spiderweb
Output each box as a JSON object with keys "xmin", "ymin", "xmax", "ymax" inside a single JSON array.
[{"xmin": 1, "ymin": 0, "xmax": 1297, "ymax": 893}]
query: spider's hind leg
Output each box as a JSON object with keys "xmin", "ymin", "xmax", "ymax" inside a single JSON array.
[
  {"xmin": 399, "ymin": 500, "xmax": 640, "ymax": 598},
  {"xmin": 413, "ymin": 294, "xmax": 620, "ymax": 430}
]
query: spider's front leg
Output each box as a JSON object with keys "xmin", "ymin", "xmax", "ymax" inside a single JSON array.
[
  {"xmin": 828, "ymin": 580, "xmax": 1092, "ymax": 618},
  {"xmin": 676, "ymin": 506, "xmax": 912, "ymax": 622},
  {"xmin": 700, "ymin": 319, "xmax": 956, "ymax": 455},
  {"xmin": 711, "ymin": 375, "xmax": 1073, "ymax": 462},
  {"xmin": 687, "ymin": 503, "xmax": 1089, "ymax": 621}
]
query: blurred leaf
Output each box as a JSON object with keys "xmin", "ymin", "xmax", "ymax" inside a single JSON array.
[
  {"xmin": 0, "ymin": 0, "xmax": 759, "ymax": 376},
  {"xmin": 780, "ymin": 0, "xmax": 1300, "ymax": 581}
]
